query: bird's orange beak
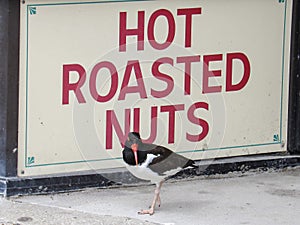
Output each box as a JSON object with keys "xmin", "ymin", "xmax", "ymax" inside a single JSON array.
[{"xmin": 131, "ymin": 143, "xmax": 139, "ymax": 166}]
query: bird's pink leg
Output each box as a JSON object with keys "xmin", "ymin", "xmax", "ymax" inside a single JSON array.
[
  {"xmin": 157, "ymin": 194, "xmax": 161, "ymax": 207},
  {"xmin": 138, "ymin": 181, "xmax": 163, "ymax": 215}
]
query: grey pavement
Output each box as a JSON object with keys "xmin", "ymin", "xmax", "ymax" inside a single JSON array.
[{"xmin": 1, "ymin": 166, "xmax": 300, "ymax": 225}]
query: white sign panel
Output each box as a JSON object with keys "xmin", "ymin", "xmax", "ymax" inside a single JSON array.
[{"xmin": 19, "ymin": 0, "xmax": 292, "ymax": 176}]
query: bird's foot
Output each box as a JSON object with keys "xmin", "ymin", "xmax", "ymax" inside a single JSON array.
[{"xmin": 138, "ymin": 208, "xmax": 154, "ymax": 215}]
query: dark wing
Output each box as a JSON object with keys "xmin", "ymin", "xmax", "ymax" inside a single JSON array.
[{"xmin": 147, "ymin": 145, "xmax": 196, "ymax": 175}]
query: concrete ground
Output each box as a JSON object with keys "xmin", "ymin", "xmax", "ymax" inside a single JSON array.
[{"xmin": 0, "ymin": 166, "xmax": 299, "ymax": 225}]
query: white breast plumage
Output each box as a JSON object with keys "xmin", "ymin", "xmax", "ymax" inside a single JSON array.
[{"xmin": 126, "ymin": 154, "xmax": 166, "ymax": 183}]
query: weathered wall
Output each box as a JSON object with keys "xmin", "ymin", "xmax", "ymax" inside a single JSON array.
[
  {"xmin": 0, "ymin": 0, "xmax": 19, "ymax": 177},
  {"xmin": 288, "ymin": 0, "xmax": 300, "ymax": 154}
]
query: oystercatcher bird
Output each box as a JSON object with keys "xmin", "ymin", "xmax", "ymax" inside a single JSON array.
[{"xmin": 122, "ymin": 132, "xmax": 197, "ymax": 215}]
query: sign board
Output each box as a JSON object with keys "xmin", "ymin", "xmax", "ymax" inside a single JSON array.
[{"xmin": 19, "ymin": 0, "xmax": 292, "ymax": 176}]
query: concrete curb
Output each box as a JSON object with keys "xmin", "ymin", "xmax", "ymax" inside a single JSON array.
[{"xmin": 1, "ymin": 154, "xmax": 300, "ymax": 197}]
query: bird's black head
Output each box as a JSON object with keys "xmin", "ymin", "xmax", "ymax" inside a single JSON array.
[
  {"xmin": 124, "ymin": 132, "xmax": 142, "ymax": 166},
  {"xmin": 125, "ymin": 132, "xmax": 142, "ymax": 147}
]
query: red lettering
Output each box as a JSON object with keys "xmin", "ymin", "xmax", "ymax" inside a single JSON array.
[
  {"xmin": 148, "ymin": 9, "xmax": 175, "ymax": 50},
  {"xmin": 106, "ymin": 109, "xmax": 131, "ymax": 149},
  {"xmin": 177, "ymin": 55, "xmax": 201, "ymax": 95},
  {"xmin": 133, "ymin": 108, "xmax": 140, "ymax": 133},
  {"xmin": 62, "ymin": 64, "xmax": 86, "ymax": 105},
  {"xmin": 160, "ymin": 104, "xmax": 185, "ymax": 144},
  {"xmin": 119, "ymin": 11, "xmax": 145, "ymax": 52},
  {"xmin": 186, "ymin": 102, "xmax": 209, "ymax": 142},
  {"xmin": 89, "ymin": 61, "xmax": 118, "ymax": 103},
  {"xmin": 133, "ymin": 107, "xmax": 158, "ymax": 144},
  {"xmin": 226, "ymin": 52, "xmax": 251, "ymax": 92},
  {"xmin": 118, "ymin": 60, "xmax": 147, "ymax": 100},
  {"xmin": 151, "ymin": 57, "xmax": 174, "ymax": 98},
  {"xmin": 203, "ymin": 54, "xmax": 223, "ymax": 94},
  {"xmin": 177, "ymin": 8, "xmax": 202, "ymax": 48}
]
